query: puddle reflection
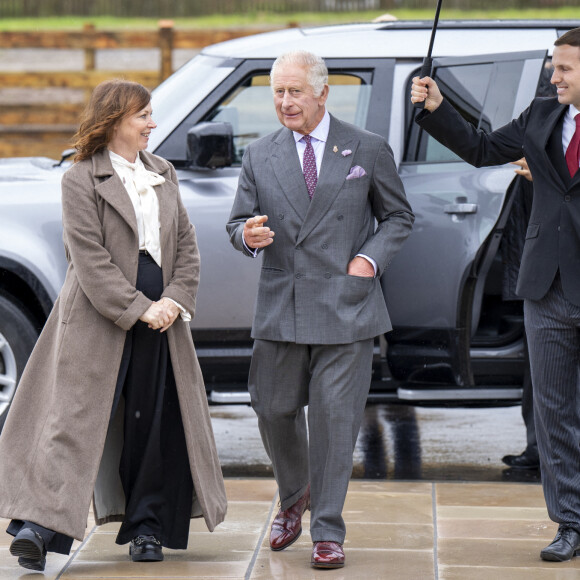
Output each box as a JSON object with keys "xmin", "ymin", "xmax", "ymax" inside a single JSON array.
[
  {"xmin": 359, "ymin": 404, "xmax": 421, "ymax": 480},
  {"xmin": 356, "ymin": 403, "xmax": 540, "ymax": 483},
  {"xmin": 213, "ymin": 402, "xmax": 541, "ymax": 483}
]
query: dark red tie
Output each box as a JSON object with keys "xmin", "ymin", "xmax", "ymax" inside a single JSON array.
[
  {"xmin": 566, "ymin": 114, "xmax": 580, "ymax": 177},
  {"xmin": 302, "ymin": 135, "xmax": 317, "ymax": 199}
]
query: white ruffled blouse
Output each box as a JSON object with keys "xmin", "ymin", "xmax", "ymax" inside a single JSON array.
[{"xmin": 109, "ymin": 150, "xmax": 190, "ymax": 322}]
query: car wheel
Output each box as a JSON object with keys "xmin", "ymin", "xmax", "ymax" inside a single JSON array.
[{"xmin": 0, "ymin": 294, "xmax": 38, "ymax": 432}]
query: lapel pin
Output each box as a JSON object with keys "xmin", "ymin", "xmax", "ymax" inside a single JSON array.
[{"xmin": 333, "ymin": 145, "xmax": 338, "ymax": 153}]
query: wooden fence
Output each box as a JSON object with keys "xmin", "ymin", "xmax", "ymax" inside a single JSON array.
[{"xmin": 0, "ymin": 23, "xmax": 288, "ymax": 158}]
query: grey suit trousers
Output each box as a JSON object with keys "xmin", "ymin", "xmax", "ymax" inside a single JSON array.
[
  {"xmin": 525, "ymin": 273, "xmax": 580, "ymax": 529},
  {"xmin": 249, "ymin": 338, "xmax": 374, "ymax": 544}
]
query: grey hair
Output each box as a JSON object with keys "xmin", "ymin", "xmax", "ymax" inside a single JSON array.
[{"xmin": 270, "ymin": 50, "xmax": 328, "ymax": 97}]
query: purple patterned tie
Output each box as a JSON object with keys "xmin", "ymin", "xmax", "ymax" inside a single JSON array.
[{"xmin": 302, "ymin": 135, "xmax": 317, "ymax": 199}]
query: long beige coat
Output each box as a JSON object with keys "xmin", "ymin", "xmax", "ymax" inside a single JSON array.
[{"xmin": 0, "ymin": 149, "xmax": 227, "ymax": 541}]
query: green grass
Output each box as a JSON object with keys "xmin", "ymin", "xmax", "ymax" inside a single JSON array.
[{"xmin": 0, "ymin": 8, "xmax": 579, "ymax": 30}]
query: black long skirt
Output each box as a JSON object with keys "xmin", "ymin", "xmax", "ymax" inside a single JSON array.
[{"xmin": 113, "ymin": 252, "xmax": 193, "ymax": 549}]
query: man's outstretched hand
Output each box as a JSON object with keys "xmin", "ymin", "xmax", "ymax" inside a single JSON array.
[{"xmin": 244, "ymin": 215, "xmax": 275, "ymax": 249}]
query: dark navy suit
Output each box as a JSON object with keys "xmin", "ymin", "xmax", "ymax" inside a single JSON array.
[{"xmin": 418, "ymin": 97, "xmax": 580, "ymax": 530}]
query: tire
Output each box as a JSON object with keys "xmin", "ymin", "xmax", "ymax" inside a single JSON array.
[{"xmin": 0, "ymin": 294, "xmax": 39, "ymax": 432}]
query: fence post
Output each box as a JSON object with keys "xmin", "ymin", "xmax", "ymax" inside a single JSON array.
[
  {"xmin": 83, "ymin": 23, "xmax": 96, "ymax": 71},
  {"xmin": 158, "ymin": 20, "xmax": 174, "ymax": 84},
  {"xmin": 83, "ymin": 23, "xmax": 96, "ymax": 102}
]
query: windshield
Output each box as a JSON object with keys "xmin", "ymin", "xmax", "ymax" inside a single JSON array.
[{"xmin": 149, "ymin": 54, "xmax": 236, "ymax": 152}]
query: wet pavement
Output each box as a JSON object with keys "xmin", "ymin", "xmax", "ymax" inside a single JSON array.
[
  {"xmin": 0, "ymin": 479, "xmax": 575, "ymax": 579},
  {"xmin": 1, "ymin": 403, "xmax": 577, "ymax": 578},
  {"xmin": 211, "ymin": 402, "xmax": 540, "ymax": 484}
]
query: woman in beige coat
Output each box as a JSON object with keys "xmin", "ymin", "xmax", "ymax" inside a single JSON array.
[{"xmin": 0, "ymin": 80, "xmax": 226, "ymax": 572}]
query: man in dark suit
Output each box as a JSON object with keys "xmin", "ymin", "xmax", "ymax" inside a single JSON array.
[
  {"xmin": 411, "ymin": 27, "xmax": 580, "ymax": 562},
  {"xmin": 227, "ymin": 50, "xmax": 413, "ymax": 569}
]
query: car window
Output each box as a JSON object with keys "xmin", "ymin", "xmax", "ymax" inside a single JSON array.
[
  {"xmin": 150, "ymin": 54, "xmax": 235, "ymax": 153},
  {"xmin": 203, "ymin": 73, "xmax": 371, "ymax": 165},
  {"xmin": 404, "ymin": 59, "xmax": 526, "ymax": 163},
  {"xmin": 203, "ymin": 75, "xmax": 276, "ymax": 163}
]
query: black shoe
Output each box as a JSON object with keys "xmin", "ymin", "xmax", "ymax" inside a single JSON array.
[
  {"xmin": 9, "ymin": 527, "xmax": 47, "ymax": 571},
  {"xmin": 129, "ymin": 535, "xmax": 164, "ymax": 562},
  {"xmin": 541, "ymin": 526, "xmax": 580, "ymax": 562},
  {"xmin": 501, "ymin": 450, "xmax": 540, "ymax": 470}
]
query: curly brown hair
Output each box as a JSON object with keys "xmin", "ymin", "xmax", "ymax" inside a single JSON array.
[{"xmin": 72, "ymin": 79, "xmax": 151, "ymax": 162}]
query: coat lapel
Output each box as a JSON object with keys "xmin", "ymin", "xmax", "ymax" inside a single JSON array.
[
  {"xmin": 92, "ymin": 149, "xmax": 178, "ymax": 247},
  {"xmin": 270, "ymin": 129, "xmax": 311, "ymax": 220},
  {"xmin": 92, "ymin": 150, "xmax": 139, "ymax": 237},
  {"xmin": 297, "ymin": 116, "xmax": 359, "ymax": 245},
  {"xmin": 140, "ymin": 151, "xmax": 177, "ymax": 252}
]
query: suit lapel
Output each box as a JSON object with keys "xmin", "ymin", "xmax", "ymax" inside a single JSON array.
[
  {"xmin": 270, "ymin": 129, "xmax": 311, "ymax": 220},
  {"xmin": 541, "ymin": 103, "xmax": 569, "ymax": 190},
  {"xmin": 297, "ymin": 116, "xmax": 359, "ymax": 245}
]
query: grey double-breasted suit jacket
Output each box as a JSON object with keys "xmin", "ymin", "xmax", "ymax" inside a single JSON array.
[{"xmin": 227, "ymin": 115, "xmax": 414, "ymax": 345}]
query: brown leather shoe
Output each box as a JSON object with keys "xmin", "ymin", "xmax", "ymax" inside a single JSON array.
[
  {"xmin": 311, "ymin": 541, "xmax": 345, "ymax": 568},
  {"xmin": 269, "ymin": 486, "xmax": 310, "ymax": 551}
]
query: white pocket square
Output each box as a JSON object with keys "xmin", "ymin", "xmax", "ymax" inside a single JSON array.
[{"xmin": 346, "ymin": 165, "xmax": 366, "ymax": 180}]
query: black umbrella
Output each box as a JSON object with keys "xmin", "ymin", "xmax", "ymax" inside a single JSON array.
[{"xmin": 414, "ymin": 0, "xmax": 444, "ymax": 109}]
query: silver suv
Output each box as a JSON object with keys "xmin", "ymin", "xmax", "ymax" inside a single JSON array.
[{"xmin": 1, "ymin": 19, "xmax": 577, "ymax": 423}]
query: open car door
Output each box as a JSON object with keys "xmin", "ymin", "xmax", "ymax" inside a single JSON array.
[{"xmin": 385, "ymin": 49, "xmax": 548, "ymax": 401}]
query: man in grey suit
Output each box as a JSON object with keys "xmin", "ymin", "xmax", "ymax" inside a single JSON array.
[
  {"xmin": 411, "ymin": 27, "xmax": 580, "ymax": 562},
  {"xmin": 227, "ymin": 50, "xmax": 413, "ymax": 569}
]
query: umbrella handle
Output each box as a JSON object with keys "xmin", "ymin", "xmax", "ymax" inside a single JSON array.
[
  {"xmin": 414, "ymin": 0, "xmax": 442, "ymax": 110},
  {"xmin": 413, "ymin": 57, "xmax": 433, "ymax": 110}
]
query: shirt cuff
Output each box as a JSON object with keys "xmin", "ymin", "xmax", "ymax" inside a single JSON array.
[
  {"xmin": 166, "ymin": 298, "xmax": 191, "ymax": 322},
  {"xmin": 242, "ymin": 232, "xmax": 259, "ymax": 258},
  {"xmin": 356, "ymin": 254, "xmax": 378, "ymax": 276}
]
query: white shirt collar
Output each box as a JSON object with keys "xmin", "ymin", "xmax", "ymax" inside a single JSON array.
[
  {"xmin": 108, "ymin": 149, "xmax": 143, "ymax": 170},
  {"xmin": 108, "ymin": 149, "xmax": 165, "ymax": 192},
  {"xmin": 567, "ymin": 105, "xmax": 580, "ymax": 122},
  {"xmin": 292, "ymin": 110, "xmax": 330, "ymax": 144}
]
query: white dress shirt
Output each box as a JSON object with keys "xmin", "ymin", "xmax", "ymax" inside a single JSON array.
[
  {"xmin": 109, "ymin": 150, "xmax": 191, "ymax": 322},
  {"xmin": 293, "ymin": 109, "xmax": 330, "ymax": 174},
  {"xmin": 562, "ymin": 105, "xmax": 580, "ymax": 157}
]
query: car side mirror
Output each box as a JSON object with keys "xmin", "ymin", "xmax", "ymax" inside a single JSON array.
[{"xmin": 186, "ymin": 122, "xmax": 234, "ymax": 169}]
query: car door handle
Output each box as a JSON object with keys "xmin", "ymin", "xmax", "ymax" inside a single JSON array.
[{"xmin": 444, "ymin": 202, "xmax": 478, "ymax": 214}]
